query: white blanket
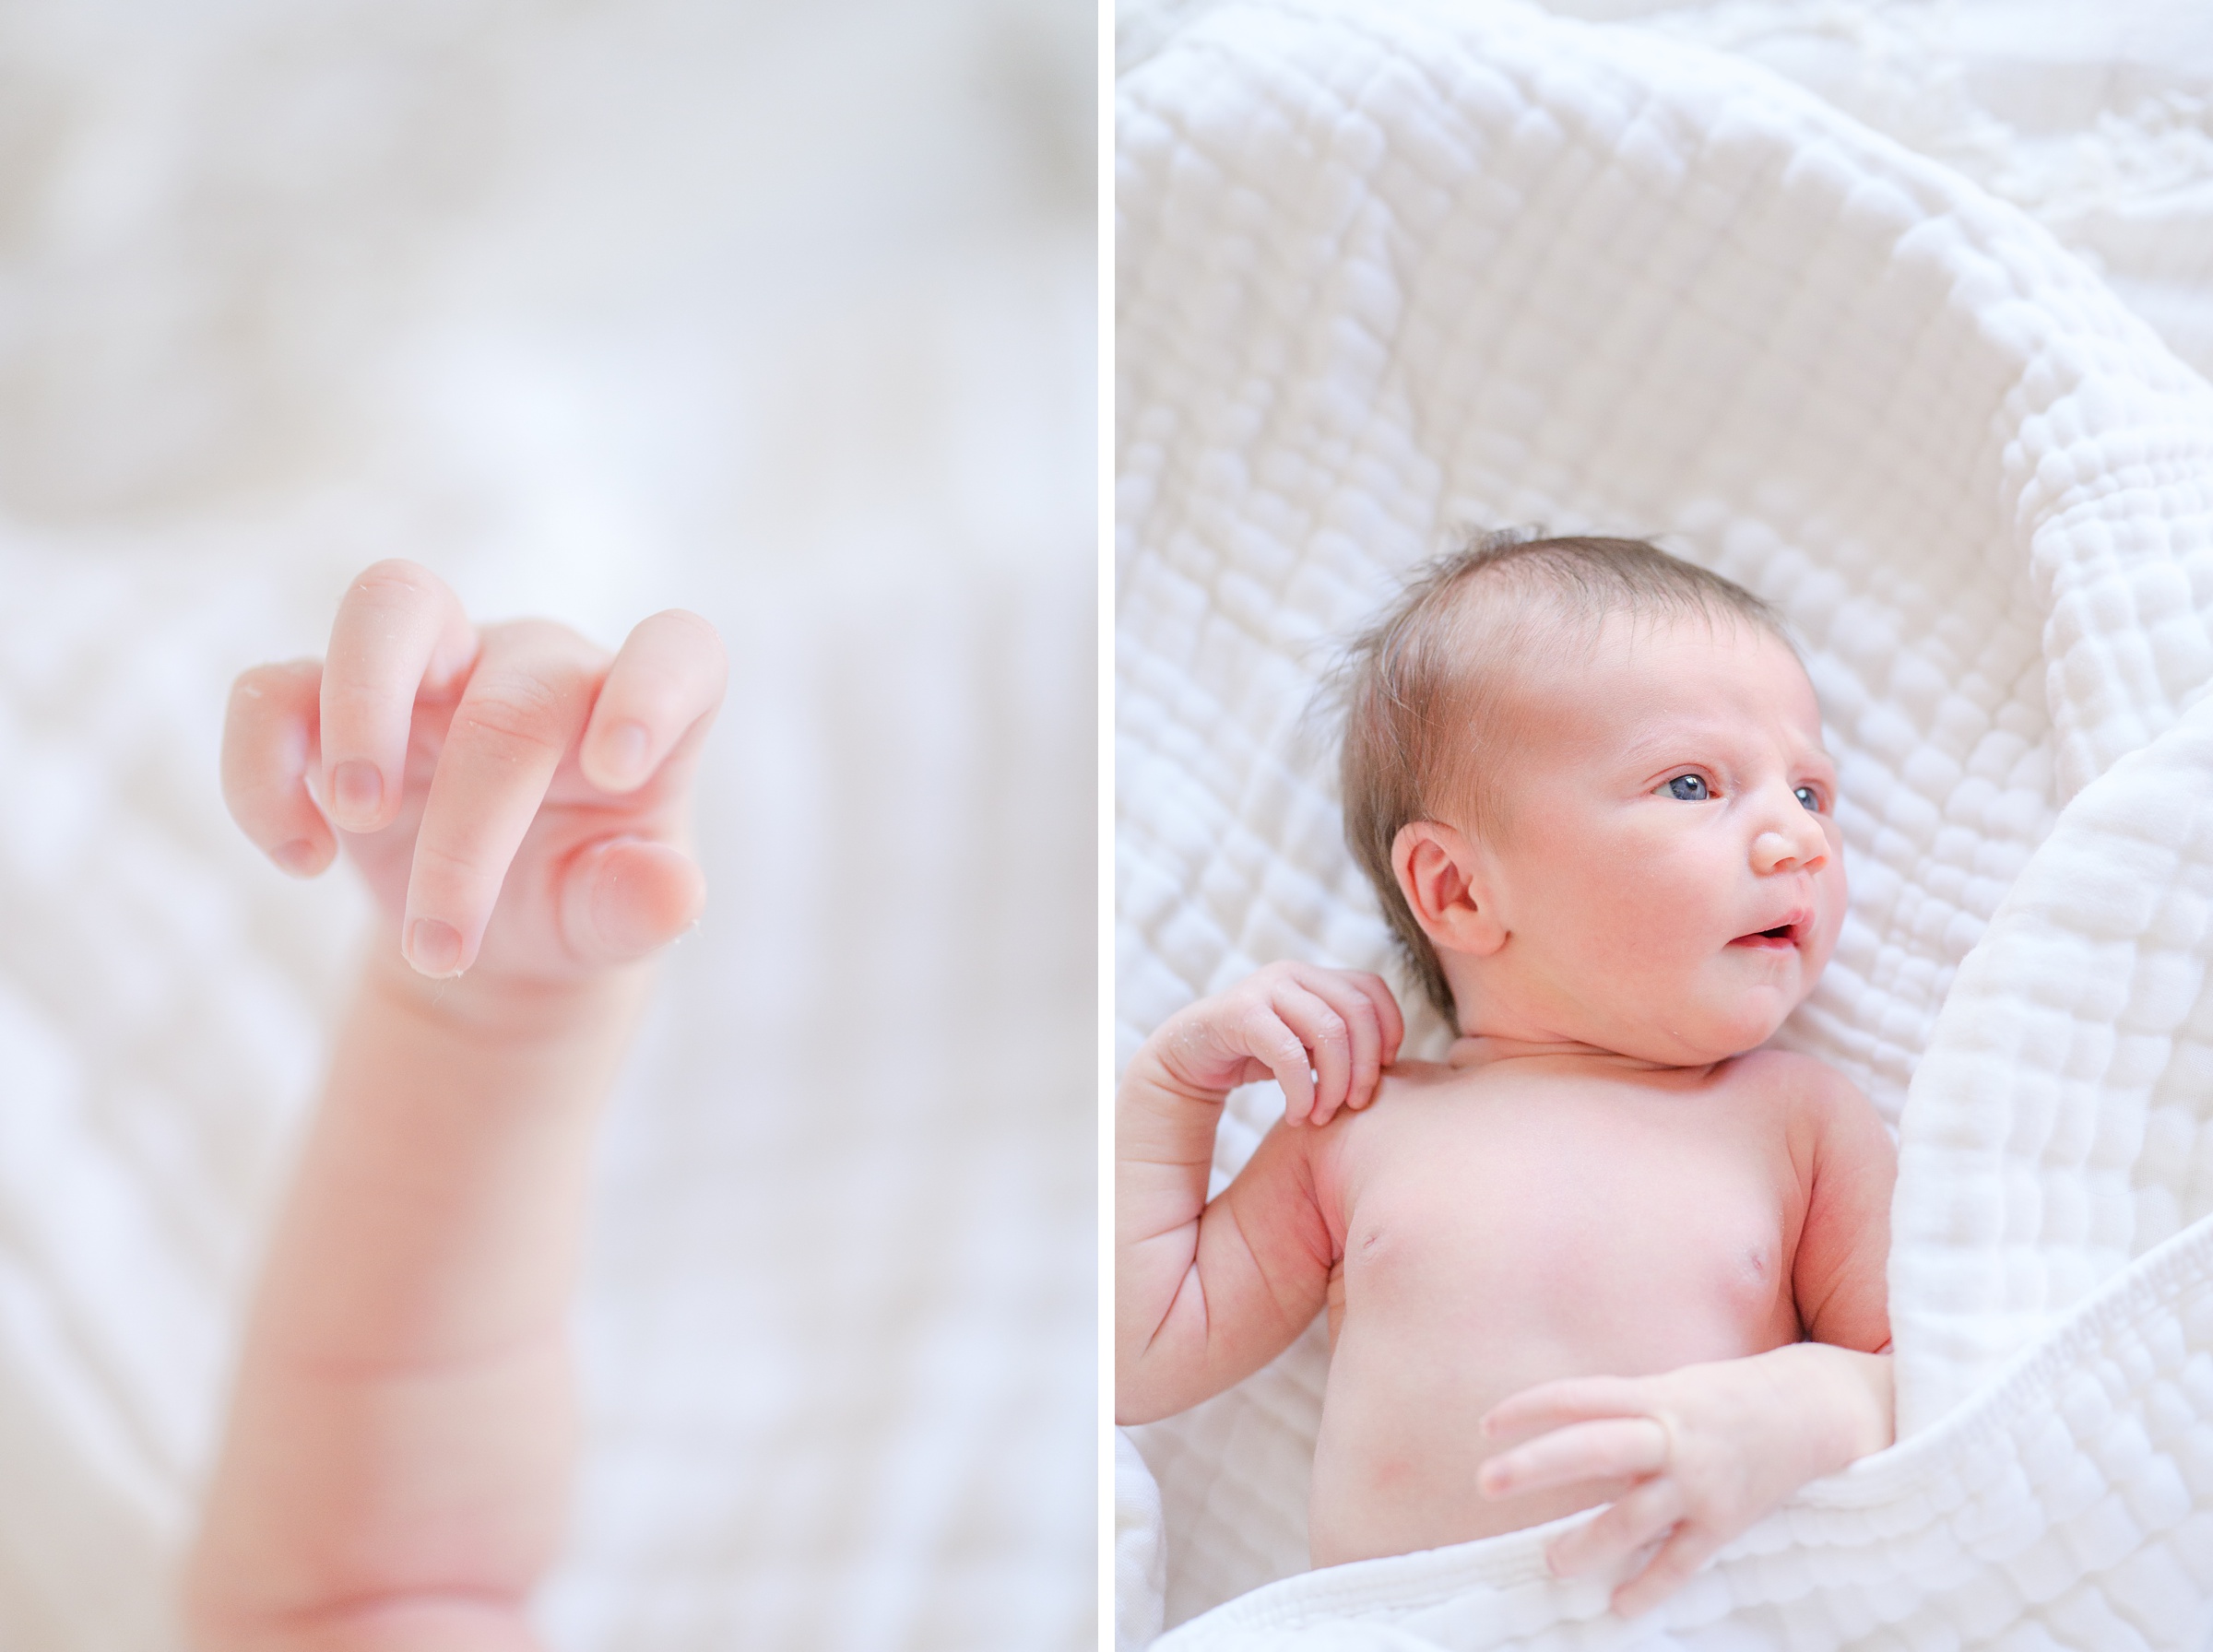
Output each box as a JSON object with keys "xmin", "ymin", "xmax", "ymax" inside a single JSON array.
[{"xmin": 1115, "ymin": 0, "xmax": 2213, "ymax": 1644}]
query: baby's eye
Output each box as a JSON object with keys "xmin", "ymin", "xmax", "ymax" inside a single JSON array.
[
  {"xmin": 1663, "ymin": 774, "xmax": 1710, "ymax": 801},
  {"xmin": 1793, "ymin": 785, "xmax": 1823, "ymax": 812}
]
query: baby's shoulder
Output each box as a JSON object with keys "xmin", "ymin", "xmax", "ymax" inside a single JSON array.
[
  {"xmin": 1354, "ymin": 1056, "xmax": 1495, "ymax": 1120},
  {"xmin": 1721, "ymin": 1045, "xmax": 1851, "ymax": 1097},
  {"xmin": 1307, "ymin": 1058, "xmax": 1465, "ymax": 1155},
  {"xmin": 1291, "ymin": 1063, "xmax": 1448, "ymax": 1249},
  {"xmin": 1721, "ymin": 1047, "xmax": 1885, "ymax": 1140}
]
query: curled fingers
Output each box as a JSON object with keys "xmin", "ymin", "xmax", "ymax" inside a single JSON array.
[
  {"xmin": 1293, "ymin": 969, "xmax": 1393, "ymax": 1121},
  {"xmin": 1352, "ymin": 971, "xmax": 1406, "ymax": 1073},
  {"xmin": 223, "ymin": 659, "xmax": 333, "ymax": 877},
  {"xmin": 578, "ymin": 608, "xmax": 728, "ymax": 795},
  {"xmin": 1239, "ymin": 998, "xmax": 1319, "ymax": 1123},
  {"xmin": 553, "ymin": 609, "xmax": 724, "ymax": 964},
  {"xmin": 1609, "ymin": 1516, "xmax": 1727, "ymax": 1619},
  {"xmin": 319, "ymin": 560, "xmax": 479, "ymax": 833},
  {"xmin": 559, "ymin": 837, "xmax": 706, "ymax": 968},
  {"xmin": 402, "ymin": 620, "xmax": 603, "ymax": 975},
  {"xmin": 1544, "ymin": 1473, "xmax": 1686, "ymax": 1585},
  {"xmin": 1268, "ymin": 981, "xmax": 1352, "ymax": 1125}
]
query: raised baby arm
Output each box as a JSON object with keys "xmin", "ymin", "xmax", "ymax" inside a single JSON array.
[
  {"xmin": 184, "ymin": 562, "xmax": 725, "ymax": 1652},
  {"xmin": 1116, "ymin": 964, "xmax": 1402, "ymax": 1424}
]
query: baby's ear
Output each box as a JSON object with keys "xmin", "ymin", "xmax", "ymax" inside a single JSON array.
[{"xmin": 1392, "ymin": 821, "xmax": 1507, "ymax": 958}]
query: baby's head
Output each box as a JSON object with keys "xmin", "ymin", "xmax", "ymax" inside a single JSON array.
[{"xmin": 1336, "ymin": 533, "xmax": 1844, "ymax": 1065}]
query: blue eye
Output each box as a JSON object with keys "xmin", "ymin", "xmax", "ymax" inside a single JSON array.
[
  {"xmin": 1663, "ymin": 774, "xmax": 1709, "ymax": 801},
  {"xmin": 1794, "ymin": 785, "xmax": 1821, "ymax": 812}
]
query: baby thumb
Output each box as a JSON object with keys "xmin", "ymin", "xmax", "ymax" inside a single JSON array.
[{"xmin": 561, "ymin": 835, "xmax": 705, "ymax": 965}]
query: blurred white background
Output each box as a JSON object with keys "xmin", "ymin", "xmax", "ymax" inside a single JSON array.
[{"xmin": 0, "ymin": 0, "xmax": 1094, "ymax": 1646}]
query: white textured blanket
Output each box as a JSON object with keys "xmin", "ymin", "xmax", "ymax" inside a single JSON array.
[{"xmin": 1116, "ymin": 0, "xmax": 2213, "ymax": 1645}]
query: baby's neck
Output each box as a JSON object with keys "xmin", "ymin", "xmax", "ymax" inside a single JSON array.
[{"xmin": 1445, "ymin": 1032, "xmax": 1716, "ymax": 1078}]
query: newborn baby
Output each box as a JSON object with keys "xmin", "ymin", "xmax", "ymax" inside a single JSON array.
[{"xmin": 1116, "ymin": 535, "xmax": 1896, "ymax": 1615}]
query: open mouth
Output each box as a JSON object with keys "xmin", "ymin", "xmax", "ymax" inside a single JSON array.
[{"xmin": 1731, "ymin": 921, "xmax": 1801, "ymax": 950}]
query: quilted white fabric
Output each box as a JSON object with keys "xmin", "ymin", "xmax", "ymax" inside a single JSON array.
[
  {"xmin": 1539, "ymin": 0, "xmax": 2213, "ymax": 390},
  {"xmin": 1116, "ymin": 0, "xmax": 2213, "ymax": 1644}
]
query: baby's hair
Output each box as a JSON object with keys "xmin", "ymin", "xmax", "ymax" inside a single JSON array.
[{"xmin": 1329, "ymin": 529, "xmax": 1791, "ymax": 1021}]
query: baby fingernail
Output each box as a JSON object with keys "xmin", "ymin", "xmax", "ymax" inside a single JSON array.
[
  {"xmin": 406, "ymin": 917, "xmax": 464, "ymax": 977},
  {"xmin": 332, "ymin": 761, "xmax": 383, "ymax": 826},
  {"xmin": 603, "ymin": 722, "xmax": 649, "ymax": 785},
  {"xmin": 273, "ymin": 839, "xmax": 321, "ymax": 877}
]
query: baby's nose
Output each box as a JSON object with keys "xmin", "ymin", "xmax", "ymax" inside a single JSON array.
[{"xmin": 1751, "ymin": 807, "xmax": 1828, "ymax": 876}]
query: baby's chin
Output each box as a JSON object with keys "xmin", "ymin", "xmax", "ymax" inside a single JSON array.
[{"xmin": 1601, "ymin": 992, "xmax": 1803, "ymax": 1068}]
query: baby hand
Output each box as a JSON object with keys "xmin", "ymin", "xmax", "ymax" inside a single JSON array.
[
  {"xmin": 221, "ymin": 560, "xmax": 726, "ymax": 986},
  {"xmin": 1150, "ymin": 962, "xmax": 1404, "ymax": 1126},
  {"xmin": 1476, "ymin": 1344, "xmax": 1892, "ymax": 1617}
]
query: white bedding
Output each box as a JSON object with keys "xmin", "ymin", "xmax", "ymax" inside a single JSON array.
[
  {"xmin": 0, "ymin": 1, "xmax": 1095, "ymax": 1646},
  {"xmin": 1116, "ymin": 0, "xmax": 2213, "ymax": 1644}
]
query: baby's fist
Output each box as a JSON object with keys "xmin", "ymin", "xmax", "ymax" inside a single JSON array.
[{"xmin": 221, "ymin": 560, "xmax": 726, "ymax": 984}]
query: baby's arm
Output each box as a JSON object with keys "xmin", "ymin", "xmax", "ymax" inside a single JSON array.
[
  {"xmin": 183, "ymin": 562, "xmax": 724, "ymax": 1652},
  {"xmin": 1477, "ymin": 1065, "xmax": 1897, "ymax": 1617},
  {"xmin": 1792, "ymin": 1065, "xmax": 1897, "ymax": 1354},
  {"xmin": 1116, "ymin": 964, "xmax": 1402, "ymax": 1424}
]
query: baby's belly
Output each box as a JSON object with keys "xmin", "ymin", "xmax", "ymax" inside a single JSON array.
[{"xmin": 1308, "ymin": 1189, "xmax": 1795, "ymax": 1567}]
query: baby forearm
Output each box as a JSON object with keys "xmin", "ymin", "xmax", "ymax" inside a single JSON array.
[
  {"xmin": 248, "ymin": 950, "xmax": 647, "ymax": 1363},
  {"xmin": 1117, "ymin": 966, "xmax": 1398, "ymax": 1422},
  {"xmin": 1118, "ymin": 1068, "xmax": 1342, "ymax": 1422},
  {"xmin": 184, "ymin": 948, "xmax": 652, "ymax": 1648},
  {"xmin": 1115, "ymin": 1055, "xmax": 1226, "ymax": 1411}
]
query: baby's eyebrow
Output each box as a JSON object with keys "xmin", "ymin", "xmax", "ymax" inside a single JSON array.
[
  {"xmin": 1608, "ymin": 719, "xmax": 1732, "ymax": 766},
  {"xmin": 1608, "ymin": 721, "xmax": 1835, "ymax": 774}
]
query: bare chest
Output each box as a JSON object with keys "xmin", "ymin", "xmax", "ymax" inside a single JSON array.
[{"xmin": 1331, "ymin": 1088, "xmax": 1805, "ymax": 1363}]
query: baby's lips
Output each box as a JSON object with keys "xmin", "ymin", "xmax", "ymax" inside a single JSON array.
[{"xmin": 1732, "ymin": 905, "xmax": 1813, "ymax": 946}]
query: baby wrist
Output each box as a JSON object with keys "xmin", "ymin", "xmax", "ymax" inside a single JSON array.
[
  {"xmin": 1792, "ymin": 1343, "xmax": 1895, "ymax": 1474},
  {"xmin": 361, "ymin": 939, "xmax": 654, "ymax": 1052}
]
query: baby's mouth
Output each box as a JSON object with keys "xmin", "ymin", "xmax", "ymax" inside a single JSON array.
[{"xmin": 1730, "ymin": 920, "xmax": 1802, "ymax": 950}]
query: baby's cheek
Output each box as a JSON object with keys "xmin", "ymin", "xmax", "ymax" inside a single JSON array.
[
  {"xmin": 1588, "ymin": 887, "xmax": 1713, "ymax": 1002},
  {"xmin": 1615, "ymin": 863, "xmax": 1715, "ymax": 948},
  {"xmin": 1563, "ymin": 879, "xmax": 1657, "ymax": 958}
]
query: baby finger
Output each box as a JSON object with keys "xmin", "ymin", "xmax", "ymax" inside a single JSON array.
[
  {"xmin": 1482, "ymin": 1375, "xmax": 1651, "ymax": 1446},
  {"xmin": 1478, "ymin": 1417, "xmax": 1668, "ymax": 1500},
  {"xmin": 1272, "ymin": 983, "xmax": 1351, "ymax": 1124},
  {"xmin": 1301, "ymin": 971, "xmax": 1383, "ymax": 1114},
  {"xmin": 1544, "ymin": 1474, "xmax": 1683, "ymax": 1581},
  {"xmin": 579, "ymin": 609, "xmax": 727, "ymax": 795},
  {"xmin": 402, "ymin": 621, "xmax": 604, "ymax": 975},
  {"xmin": 222, "ymin": 660, "xmax": 333, "ymax": 877},
  {"xmin": 559, "ymin": 836, "xmax": 707, "ymax": 965},
  {"xmin": 1240, "ymin": 1003, "xmax": 1317, "ymax": 1122},
  {"xmin": 1349, "ymin": 972, "xmax": 1407, "ymax": 1073},
  {"xmin": 319, "ymin": 560, "xmax": 479, "ymax": 835},
  {"xmin": 1610, "ymin": 1518, "xmax": 1725, "ymax": 1618}
]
